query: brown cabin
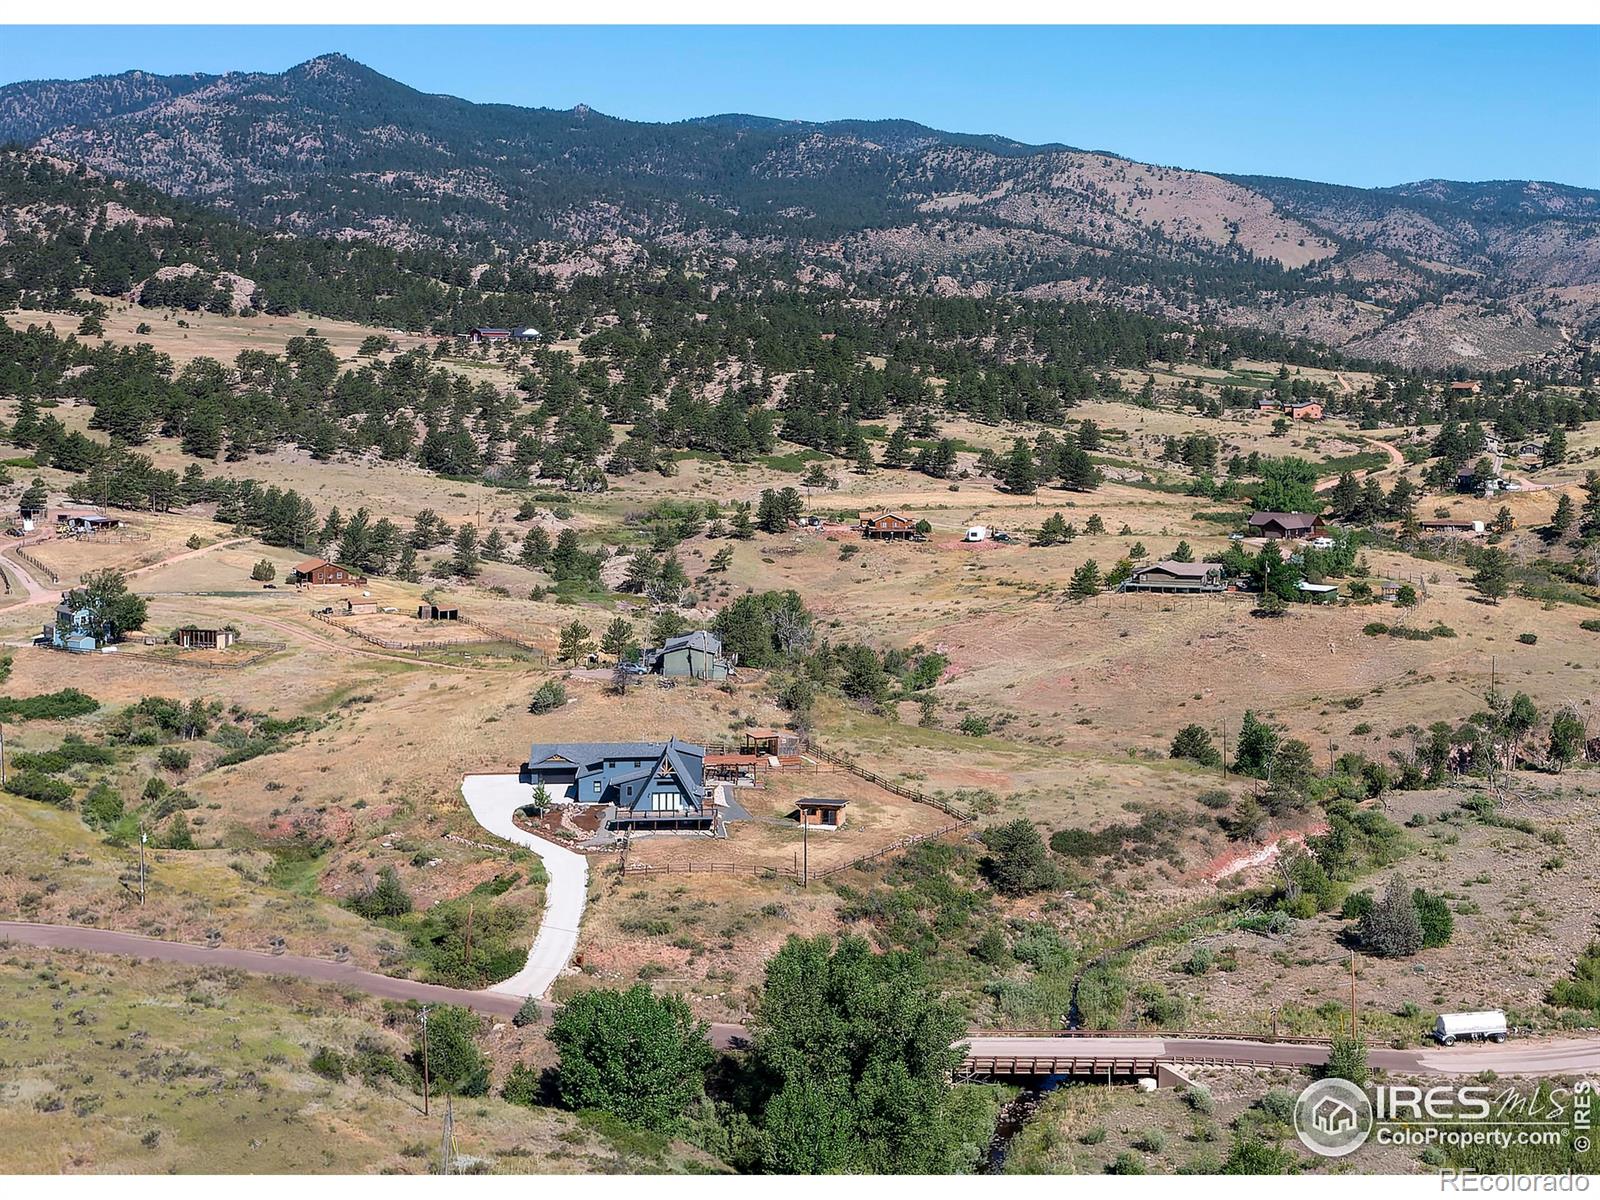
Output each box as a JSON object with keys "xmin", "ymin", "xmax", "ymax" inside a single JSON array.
[
  {"xmin": 290, "ymin": 558, "xmax": 366, "ymax": 586},
  {"xmin": 859, "ymin": 512, "xmax": 917, "ymax": 540},
  {"xmin": 797, "ymin": 798, "xmax": 848, "ymax": 828},
  {"xmin": 1248, "ymin": 512, "xmax": 1326, "ymax": 540}
]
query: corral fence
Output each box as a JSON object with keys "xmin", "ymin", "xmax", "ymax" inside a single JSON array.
[
  {"xmin": 14, "ymin": 545, "xmax": 58, "ymax": 584},
  {"xmin": 811, "ymin": 819, "xmax": 973, "ymax": 879},
  {"xmin": 805, "ymin": 742, "xmax": 975, "ymax": 822},
  {"xmin": 110, "ymin": 640, "xmax": 288, "ymax": 670},
  {"xmin": 312, "ymin": 609, "xmax": 548, "ymax": 661}
]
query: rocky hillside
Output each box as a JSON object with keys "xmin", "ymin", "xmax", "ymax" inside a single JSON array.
[{"xmin": 3, "ymin": 53, "xmax": 1597, "ymax": 370}]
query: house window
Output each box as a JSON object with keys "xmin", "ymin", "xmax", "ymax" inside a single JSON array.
[{"xmin": 592, "ymin": 779, "xmax": 602, "ymax": 796}]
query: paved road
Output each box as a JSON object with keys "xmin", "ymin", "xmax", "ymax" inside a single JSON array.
[
  {"xmin": 7, "ymin": 921, "xmax": 1600, "ymax": 1071},
  {"xmin": 460, "ymin": 773, "xmax": 589, "ymax": 1000},
  {"xmin": 0, "ymin": 920, "xmax": 745, "ymax": 1046}
]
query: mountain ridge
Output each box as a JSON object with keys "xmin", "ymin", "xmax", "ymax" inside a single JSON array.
[{"xmin": 2, "ymin": 52, "xmax": 1597, "ymax": 371}]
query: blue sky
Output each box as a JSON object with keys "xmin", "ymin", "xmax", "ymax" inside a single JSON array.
[{"xmin": 3, "ymin": 26, "xmax": 1597, "ymax": 188}]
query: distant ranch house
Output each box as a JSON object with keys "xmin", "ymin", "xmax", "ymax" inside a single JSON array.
[
  {"xmin": 522, "ymin": 738, "xmax": 712, "ymax": 831},
  {"xmin": 859, "ymin": 511, "xmax": 917, "ymax": 540},
  {"xmin": 1288, "ymin": 401, "xmax": 1324, "ymax": 421},
  {"xmin": 1122, "ymin": 560, "xmax": 1226, "ymax": 593},
  {"xmin": 1248, "ymin": 512, "xmax": 1326, "ymax": 540},
  {"xmin": 45, "ymin": 602, "xmax": 104, "ymax": 653},
  {"xmin": 1419, "ymin": 518, "xmax": 1486, "ymax": 535},
  {"xmin": 1449, "ymin": 380, "xmax": 1482, "ymax": 394},
  {"xmin": 290, "ymin": 558, "xmax": 366, "ymax": 586},
  {"xmin": 56, "ymin": 511, "xmax": 121, "ymax": 536},
  {"xmin": 645, "ymin": 630, "xmax": 733, "ymax": 680}
]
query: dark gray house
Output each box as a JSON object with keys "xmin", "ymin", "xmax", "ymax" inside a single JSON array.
[
  {"xmin": 646, "ymin": 630, "xmax": 733, "ymax": 680},
  {"xmin": 523, "ymin": 738, "xmax": 711, "ymax": 829},
  {"xmin": 1122, "ymin": 560, "xmax": 1226, "ymax": 593}
]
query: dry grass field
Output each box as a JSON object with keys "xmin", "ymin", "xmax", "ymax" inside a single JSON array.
[
  {"xmin": 0, "ymin": 946, "xmax": 717, "ymax": 1174},
  {"xmin": 3, "ymin": 297, "xmax": 1599, "ymax": 1175}
]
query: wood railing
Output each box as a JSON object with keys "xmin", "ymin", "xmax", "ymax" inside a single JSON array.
[
  {"xmin": 14, "ymin": 545, "xmax": 58, "ymax": 584},
  {"xmin": 806, "ymin": 743, "xmax": 975, "ymax": 822}
]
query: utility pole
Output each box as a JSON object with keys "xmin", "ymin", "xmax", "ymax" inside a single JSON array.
[
  {"xmin": 0, "ymin": 721, "xmax": 7, "ymax": 787},
  {"xmin": 802, "ymin": 809, "xmax": 809, "ymax": 888},
  {"xmin": 463, "ymin": 903, "xmax": 475, "ymax": 969},
  {"xmin": 1350, "ymin": 953, "xmax": 1359, "ymax": 1040},
  {"xmin": 139, "ymin": 826, "xmax": 147, "ymax": 906},
  {"xmin": 419, "ymin": 1004, "xmax": 432, "ymax": 1117},
  {"xmin": 439, "ymin": 1094, "xmax": 456, "ymax": 1176},
  {"xmin": 1220, "ymin": 718, "xmax": 1228, "ymax": 780}
]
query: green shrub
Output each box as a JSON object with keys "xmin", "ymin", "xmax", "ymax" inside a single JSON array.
[
  {"xmin": 1134, "ymin": 1130, "xmax": 1167, "ymax": 1153},
  {"xmin": 528, "ymin": 679, "xmax": 568, "ymax": 714},
  {"xmin": 512, "ymin": 996, "xmax": 543, "ymax": 1027},
  {"xmin": 309, "ymin": 1047, "xmax": 346, "ymax": 1081},
  {"xmin": 5, "ymin": 771, "xmax": 74, "ymax": 807},
  {"xmin": 501, "ymin": 1061, "xmax": 541, "ymax": 1107},
  {"xmin": 1580, "ymin": 619, "xmax": 1600, "ymax": 633},
  {"xmin": 0, "ymin": 688, "xmax": 100, "ymax": 722},
  {"xmin": 1106, "ymin": 1150, "xmax": 1147, "ymax": 1175},
  {"xmin": 1517, "ymin": 632, "xmax": 1538, "ymax": 645}
]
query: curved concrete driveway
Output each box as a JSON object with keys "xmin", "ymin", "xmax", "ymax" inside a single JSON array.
[{"xmin": 461, "ymin": 773, "xmax": 588, "ymax": 1000}]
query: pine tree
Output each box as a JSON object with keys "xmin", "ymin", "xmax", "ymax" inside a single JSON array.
[
  {"xmin": 1001, "ymin": 438, "xmax": 1037, "ymax": 495},
  {"xmin": 451, "ymin": 524, "xmax": 481, "ymax": 578},
  {"xmin": 558, "ymin": 619, "xmax": 594, "ymax": 665},
  {"xmin": 482, "ymin": 527, "xmax": 509, "ymax": 562},
  {"xmin": 881, "ymin": 426, "xmax": 912, "ymax": 469},
  {"xmin": 1470, "ymin": 547, "xmax": 1511, "ymax": 603},
  {"xmin": 1036, "ymin": 512, "xmax": 1070, "ymax": 547},
  {"xmin": 600, "ymin": 617, "xmax": 635, "ymax": 661},
  {"xmin": 1581, "ymin": 472, "xmax": 1600, "ymax": 541},
  {"xmin": 1359, "ymin": 875, "xmax": 1424, "ymax": 958},
  {"xmin": 1068, "ymin": 560, "xmax": 1102, "ymax": 601},
  {"xmin": 1550, "ymin": 493, "xmax": 1575, "ymax": 537}
]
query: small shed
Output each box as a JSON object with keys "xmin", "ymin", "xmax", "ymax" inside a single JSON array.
[
  {"xmin": 418, "ymin": 603, "xmax": 460, "ymax": 621},
  {"xmin": 797, "ymin": 798, "xmax": 848, "ymax": 828},
  {"xmin": 1297, "ymin": 580, "xmax": 1340, "ymax": 604},
  {"xmin": 173, "ymin": 626, "xmax": 238, "ymax": 650},
  {"xmin": 343, "ymin": 599, "xmax": 379, "ymax": 615},
  {"xmin": 741, "ymin": 728, "xmax": 800, "ymax": 756}
]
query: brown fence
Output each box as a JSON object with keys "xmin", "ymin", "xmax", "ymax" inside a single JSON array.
[
  {"xmin": 313, "ymin": 610, "xmax": 547, "ymax": 661},
  {"xmin": 806, "ymin": 743, "xmax": 974, "ymax": 821},
  {"xmin": 14, "ymin": 545, "xmax": 58, "ymax": 584},
  {"xmin": 620, "ymin": 859, "xmax": 800, "ymax": 881},
  {"xmin": 108, "ymin": 640, "xmax": 289, "ymax": 671},
  {"xmin": 812, "ymin": 819, "xmax": 972, "ymax": 879}
]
